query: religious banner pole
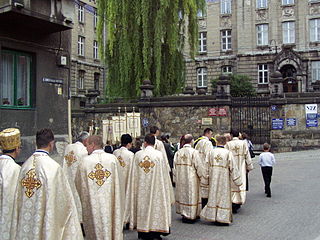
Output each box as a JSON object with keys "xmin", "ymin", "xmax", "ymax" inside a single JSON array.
[
  {"xmin": 133, "ymin": 106, "xmax": 136, "ymax": 137},
  {"xmin": 125, "ymin": 106, "xmax": 128, "ymax": 134},
  {"xmin": 118, "ymin": 107, "xmax": 121, "ymax": 143}
]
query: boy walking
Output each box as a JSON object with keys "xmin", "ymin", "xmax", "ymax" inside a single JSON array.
[{"xmin": 258, "ymin": 143, "xmax": 276, "ymax": 198}]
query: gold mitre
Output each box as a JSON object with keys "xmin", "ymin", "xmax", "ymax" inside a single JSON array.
[{"xmin": 0, "ymin": 128, "xmax": 21, "ymax": 151}]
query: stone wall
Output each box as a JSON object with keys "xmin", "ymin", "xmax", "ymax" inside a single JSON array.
[
  {"xmin": 72, "ymin": 96, "xmax": 231, "ymax": 144},
  {"xmin": 72, "ymin": 93, "xmax": 320, "ymax": 153},
  {"xmin": 270, "ymin": 93, "xmax": 320, "ymax": 152}
]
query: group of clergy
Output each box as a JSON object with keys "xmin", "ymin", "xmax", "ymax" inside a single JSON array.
[
  {"xmin": 174, "ymin": 128, "xmax": 253, "ymax": 226},
  {"xmin": 0, "ymin": 125, "xmax": 253, "ymax": 240}
]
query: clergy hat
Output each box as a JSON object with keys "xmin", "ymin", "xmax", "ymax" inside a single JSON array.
[{"xmin": 0, "ymin": 128, "xmax": 21, "ymax": 151}]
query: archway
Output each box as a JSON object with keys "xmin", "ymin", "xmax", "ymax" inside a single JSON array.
[{"xmin": 280, "ymin": 64, "xmax": 298, "ymax": 92}]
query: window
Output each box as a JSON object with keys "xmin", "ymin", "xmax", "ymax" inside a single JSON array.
[
  {"xmin": 94, "ymin": 73, "xmax": 100, "ymax": 90},
  {"xmin": 197, "ymin": 9, "xmax": 206, "ymax": 18},
  {"xmin": 310, "ymin": 19, "xmax": 320, "ymax": 42},
  {"xmin": 93, "ymin": 40, "xmax": 98, "ymax": 59},
  {"xmin": 282, "ymin": 0, "xmax": 294, "ymax": 5},
  {"xmin": 221, "ymin": 0, "xmax": 231, "ymax": 14},
  {"xmin": 282, "ymin": 21, "xmax": 295, "ymax": 44},
  {"xmin": 257, "ymin": 0, "xmax": 267, "ymax": 8},
  {"xmin": 221, "ymin": 30, "xmax": 232, "ymax": 51},
  {"xmin": 78, "ymin": 36, "xmax": 85, "ymax": 56},
  {"xmin": 258, "ymin": 64, "xmax": 268, "ymax": 84},
  {"xmin": 222, "ymin": 66, "xmax": 232, "ymax": 74},
  {"xmin": 78, "ymin": 70, "xmax": 85, "ymax": 89},
  {"xmin": 0, "ymin": 50, "xmax": 32, "ymax": 107},
  {"xmin": 312, "ymin": 61, "xmax": 320, "ymax": 82},
  {"xmin": 78, "ymin": 3, "xmax": 84, "ymax": 23},
  {"xmin": 197, "ymin": 68, "xmax": 207, "ymax": 87},
  {"xmin": 94, "ymin": 8, "xmax": 98, "ymax": 28},
  {"xmin": 199, "ymin": 32, "xmax": 207, "ymax": 53},
  {"xmin": 257, "ymin": 24, "xmax": 269, "ymax": 46}
]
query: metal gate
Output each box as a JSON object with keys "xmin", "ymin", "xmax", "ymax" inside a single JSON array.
[{"xmin": 231, "ymin": 97, "xmax": 271, "ymax": 145}]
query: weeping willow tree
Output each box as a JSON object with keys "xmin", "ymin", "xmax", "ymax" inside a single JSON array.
[{"xmin": 97, "ymin": 0, "xmax": 205, "ymax": 100}]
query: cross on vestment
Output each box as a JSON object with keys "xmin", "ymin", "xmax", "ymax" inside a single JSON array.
[
  {"xmin": 88, "ymin": 163, "xmax": 111, "ymax": 186},
  {"xmin": 21, "ymin": 168, "xmax": 42, "ymax": 198},
  {"xmin": 180, "ymin": 154, "xmax": 188, "ymax": 162},
  {"xmin": 232, "ymin": 146, "xmax": 240, "ymax": 155},
  {"xmin": 65, "ymin": 150, "xmax": 77, "ymax": 166},
  {"xmin": 139, "ymin": 156, "xmax": 155, "ymax": 173},
  {"xmin": 117, "ymin": 156, "xmax": 126, "ymax": 167},
  {"xmin": 214, "ymin": 154, "xmax": 223, "ymax": 163}
]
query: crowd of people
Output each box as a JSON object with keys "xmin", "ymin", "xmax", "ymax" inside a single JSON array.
[{"xmin": 0, "ymin": 126, "xmax": 275, "ymax": 240}]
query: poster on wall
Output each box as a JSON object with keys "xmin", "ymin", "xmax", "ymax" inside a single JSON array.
[
  {"xmin": 272, "ymin": 118, "xmax": 284, "ymax": 130},
  {"xmin": 286, "ymin": 118, "xmax": 296, "ymax": 126},
  {"xmin": 305, "ymin": 104, "xmax": 318, "ymax": 128}
]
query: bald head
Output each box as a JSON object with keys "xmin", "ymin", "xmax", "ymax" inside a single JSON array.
[
  {"xmin": 184, "ymin": 134, "xmax": 193, "ymax": 144},
  {"xmin": 86, "ymin": 135, "xmax": 104, "ymax": 154}
]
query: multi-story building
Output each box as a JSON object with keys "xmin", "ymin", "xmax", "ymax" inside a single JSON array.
[
  {"xmin": 0, "ymin": 0, "xmax": 74, "ymax": 161},
  {"xmin": 185, "ymin": 0, "xmax": 320, "ymax": 95},
  {"xmin": 71, "ymin": 0, "xmax": 104, "ymax": 107}
]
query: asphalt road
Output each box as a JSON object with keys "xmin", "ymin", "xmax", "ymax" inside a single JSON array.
[{"xmin": 124, "ymin": 149, "xmax": 320, "ymax": 240}]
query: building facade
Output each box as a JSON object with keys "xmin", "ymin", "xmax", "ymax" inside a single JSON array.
[
  {"xmin": 185, "ymin": 0, "xmax": 320, "ymax": 95},
  {"xmin": 71, "ymin": 0, "xmax": 104, "ymax": 108},
  {"xmin": 0, "ymin": 0, "xmax": 74, "ymax": 161}
]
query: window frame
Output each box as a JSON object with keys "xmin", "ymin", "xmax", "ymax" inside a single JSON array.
[
  {"xmin": 282, "ymin": 21, "xmax": 295, "ymax": 44},
  {"xmin": 220, "ymin": 0, "xmax": 232, "ymax": 14},
  {"xmin": 256, "ymin": 0, "xmax": 268, "ymax": 8},
  {"xmin": 312, "ymin": 61, "xmax": 320, "ymax": 83},
  {"xmin": 93, "ymin": 40, "xmax": 98, "ymax": 59},
  {"xmin": 199, "ymin": 32, "xmax": 207, "ymax": 53},
  {"xmin": 256, "ymin": 24, "xmax": 269, "ymax": 46},
  {"xmin": 94, "ymin": 72, "xmax": 100, "ymax": 90},
  {"xmin": 78, "ymin": 70, "xmax": 85, "ymax": 90},
  {"xmin": 282, "ymin": 0, "xmax": 294, "ymax": 5},
  {"xmin": 310, "ymin": 18, "xmax": 320, "ymax": 42},
  {"xmin": 258, "ymin": 64, "xmax": 269, "ymax": 84},
  {"xmin": 78, "ymin": 3, "xmax": 84, "ymax": 23},
  {"xmin": 0, "ymin": 49, "xmax": 34, "ymax": 109},
  {"xmin": 221, "ymin": 29, "xmax": 232, "ymax": 51},
  {"xmin": 78, "ymin": 36, "xmax": 85, "ymax": 56},
  {"xmin": 93, "ymin": 7, "xmax": 98, "ymax": 29},
  {"xmin": 197, "ymin": 67, "xmax": 208, "ymax": 88},
  {"xmin": 221, "ymin": 65, "xmax": 233, "ymax": 75}
]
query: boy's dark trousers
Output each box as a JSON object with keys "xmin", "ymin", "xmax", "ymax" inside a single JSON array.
[{"xmin": 261, "ymin": 166, "xmax": 273, "ymax": 196}]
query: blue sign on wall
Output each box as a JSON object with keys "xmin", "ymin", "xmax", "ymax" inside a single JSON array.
[
  {"xmin": 306, "ymin": 119, "xmax": 318, "ymax": 128},
  {"xmin": 286, "ymin": 118, "xmax": 296, "ymax": 126},
  {"xmin": 272, "ymin": 118, "xmax": 284, "ymax": 130},
  {"xmin": 142, "ymin": 118, "xmax": 149, "ymax": 127}
]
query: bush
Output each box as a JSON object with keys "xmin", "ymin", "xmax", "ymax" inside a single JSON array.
[{"xmin": 230, "ymin": 74, "xmax": 256, "ymax": 97}]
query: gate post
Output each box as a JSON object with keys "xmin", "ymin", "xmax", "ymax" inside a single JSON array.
[
  {"xmin": 269, "ymin": 71, "xmax": 284, "ymax": 98},
  {"xmin": 216, "ymin": 75, "xmax": 231, "ymax": 99}
]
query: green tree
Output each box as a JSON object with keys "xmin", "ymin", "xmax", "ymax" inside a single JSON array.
[
  {"xmin": 230, "ymin": 74, "xmax": 256, "ymax": 97},
  {"xmin": 98, "ymin": 0, "xmax": 205, "ymax": 100}
]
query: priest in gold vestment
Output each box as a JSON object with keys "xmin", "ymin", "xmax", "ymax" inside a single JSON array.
[
  {"xmin": 62, "ymin": 131, "xmax": 89, "ymax": 222},
  {"xmin": 194, "ymin": 128, "xmax": 214, "ymax": 208},
  {"xmin": 75, "ymin": 135, "xmax": 124, "ymax": 240},
  {"xmin": 174, "ymin": 134, "xmax": 203, "ymax": 223},
  {"xmin": 200, "ymin": 135, "xmax": 242, "ymax": 225},
  {"xmin": 225, "ymin": 130, "xmax": 253, "ymax": 213},
  {"xmin": 113, "ymin": 133, "xmax": 134, "ymax": 225},
  {"xmin": 128, "ymin": 134, "xmax": 174, "ymax": 240},
  {"xmin": 0, "ymin": 128, "xmax": 21, "ymax": 240},
  {"xmin": 10, "ymin": 129, "xmax": 83, "ymax": 240}
]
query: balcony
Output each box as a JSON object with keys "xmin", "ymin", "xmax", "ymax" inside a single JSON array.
[{"xmin": 0, "ymin": 0, "xmax": 74, "ymax": 34}]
